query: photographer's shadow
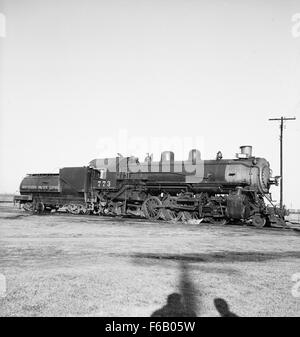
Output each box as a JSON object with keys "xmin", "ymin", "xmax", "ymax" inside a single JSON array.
[
  {"xmin": 151, "ymin": 262, "xmax": 197, "ymax": 317},
  {"xmin": 151, "ymin": 292, "xmax": 195, "ymax": 317}
]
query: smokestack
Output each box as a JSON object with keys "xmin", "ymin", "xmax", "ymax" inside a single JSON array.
[{"xmin": 240, "ymin": 145, "xmax": 253, "ymax": 158}]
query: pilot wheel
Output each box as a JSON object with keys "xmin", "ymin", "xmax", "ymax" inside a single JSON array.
[{"xmin": 251, "ymin": 214, "xmax": 266, "ymax": 228}]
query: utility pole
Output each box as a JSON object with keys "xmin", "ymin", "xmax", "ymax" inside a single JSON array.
[{"xmin": 268, "ymin": 116, "xmax": 296, "ymax": 209}]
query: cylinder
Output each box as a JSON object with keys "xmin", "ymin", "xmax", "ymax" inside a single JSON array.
[{"xmin": 240, "ymin": 145, "xmax": 252, "ymax": 158}]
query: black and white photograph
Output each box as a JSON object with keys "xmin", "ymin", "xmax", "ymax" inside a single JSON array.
[{"xmin": 0, "ymin": 0, "xmax": 300, "ymax": 321}]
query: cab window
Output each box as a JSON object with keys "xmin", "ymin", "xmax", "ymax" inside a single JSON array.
[{"xmin": 99, "ymin": 169, "xmax": 107, "ymax": 180}]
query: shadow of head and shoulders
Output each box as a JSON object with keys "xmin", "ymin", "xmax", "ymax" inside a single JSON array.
[
  {"xmin": 151, "ymin": 293, "xmax": 196, "ymax": 317},
  {"xmin": 214, "ymin": 298, "xmax": 238, "ymax": 317}
]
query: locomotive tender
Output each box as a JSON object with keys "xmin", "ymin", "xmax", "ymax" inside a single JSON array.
[{"xmin": 15, "ymin": 145, "xmax": 283, "ymax": 227}]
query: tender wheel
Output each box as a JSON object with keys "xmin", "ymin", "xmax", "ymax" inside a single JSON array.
[
  {"xmin": 251, "ymin": 215, "xmax": 266, "ymax": 228},
  {"xmin": 35, "ymin": 202, "xmax": 45, "ymax": 214},
  {"xmin": 23, "ymin": 202, "xmax": 33, "ymax": 212},
  {"xmin": 142, "ymin": 196, "xmax": 162, "ymax": 220}
]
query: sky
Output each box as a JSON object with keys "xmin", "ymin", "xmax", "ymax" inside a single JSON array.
[{"xmin": 0, "ymin": 0, "xmax": 300, "ymax": 208}]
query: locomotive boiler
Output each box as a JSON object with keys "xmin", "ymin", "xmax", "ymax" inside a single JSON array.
[{"xmin": 14, "ymin": 145, "xmax": 284, "ymax": 227}]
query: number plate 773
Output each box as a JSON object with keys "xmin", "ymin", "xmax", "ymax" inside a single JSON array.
[{"xmin": 97, "ymin": 180, "xmax": 111, "ymax": 188}]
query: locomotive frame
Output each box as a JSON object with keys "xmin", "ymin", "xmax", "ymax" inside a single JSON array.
[{"xmin": 14, "ymin": 145, "xmax": 286, "ymax": 228}]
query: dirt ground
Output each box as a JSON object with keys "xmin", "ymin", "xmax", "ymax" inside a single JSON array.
[{"xmin": 0, "ymin": 204, "xmax": 300, "ymax": 317}]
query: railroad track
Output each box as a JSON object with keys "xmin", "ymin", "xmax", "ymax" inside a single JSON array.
[{"xmin": 5, "ymin": 205, "xmax": 299, "ymax": 233}]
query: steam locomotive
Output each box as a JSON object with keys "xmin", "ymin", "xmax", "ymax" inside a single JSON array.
[{"xmin": 14, "ymin": 145, "xmax": 284, "ymax": 227}]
